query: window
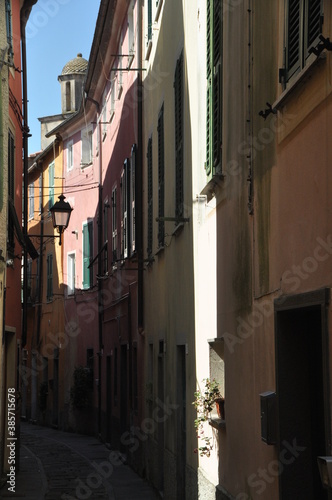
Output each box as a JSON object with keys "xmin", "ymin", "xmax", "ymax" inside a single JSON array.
[
  {"xmin": 128, "ymin": 2, "xmax": 135, "ymax": 55},
  {"xmin": 5, "ymin": 0, "xmax": 13, "ymax": 62},
  {"xmin": 82, "ymin": 221, "xmax": 93, "ymax": 289},
  {"xmin": 27, "ymin": 259, "xmax": 32, "ymax": 301},
  {"xmin": 147, "ymin": 137, "xmax": 153, "ymax": 257},
  {"xmin": 81, "ymin": 128, "xmax": 93, "ymax": 166},
  {"xmin": 7, "ymin": 130, "xmax": 15, "ymax": 253},
  {"xmin": 158, "ymin": 105, "xmax": 165, "ymax": 247},
  {"xmin": 67, "ymin": 252, "xmax": 76, "ymax": 295},
  {"xmin": 110, "ymin": 83, "xmax": 115, "ymax": 121},
  {"xmin": 103, "ymin": 199, "xmax": 109, "ymax": 274},
  {"xmin": 118, "ymin": 39, "xmax": 123, "ymax": 95},
  {"xmin": 121, "ymin": 160, "xmax": 129, "ymax": 259},
  {"xmin": 130, "ymin": 144, "xmax": 137, "ymax": 255},
  {"xmin": 206, "ymin": 0, "xmax": 222, "ymax": 178},
  {"xmin": 102, "ymin": 93, "xmax": 107, "ymax": 138},
  {"xmin": 112, "ymin": 186, "xmax": 118, "ymax": 263},
  {"xmin": 46, "ymin": 253, "xmax": 53, "ymax": 302},
  {"xmin": 174, "ymin": 51, "xmax": 184, "ymax": 219},
  {"xmin": 67, "ymin": 140, "xmax": 73, "ymax": 171},
  {"xmin": 66, "ymin": 81, "xmax": 71, "ymax": 112},
  {"xmin": 147, "ymin": 0, "xmax": 153, "ymax": 41},
  {"xmin": 28, "ymin": 183, "xmax": 34, "ymax": 220},
  {"xmin": 285, "ymin": 0, "xmax": 322, "ymax": 82},
  {"xmin": 48, "ymin": 161, "xmax": 55, "ymax": 210}
]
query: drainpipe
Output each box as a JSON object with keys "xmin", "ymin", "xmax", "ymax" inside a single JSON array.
[
  {"xmin": 137, "ymin": 0, "xmax": 143, "ymax": 329},
  {"xmin": 97, "ymin": 116, "xmax": 103, "ymax": 438},
  {"xmin": 21, "ymin": 9, "xmax": 29, "ymax": 348}
]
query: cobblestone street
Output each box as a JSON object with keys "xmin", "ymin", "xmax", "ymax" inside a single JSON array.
[{"xmin": 1, "ymin": 422, "xmax": 159, "ymax": 500}]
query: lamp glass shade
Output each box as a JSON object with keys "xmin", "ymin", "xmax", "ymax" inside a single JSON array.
[
  {"xmin": 50, "ymin": 194, "xmax": 72, "ymax": 231},
  {"xmin": 317, "ymin": 457, "xmax": 332, "ymax": 489}
]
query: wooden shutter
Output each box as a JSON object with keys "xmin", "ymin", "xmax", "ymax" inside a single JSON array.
[
  {"xmin": 112, "ymin": 187, "xmax": 117, "ymax": 262},
  {"xmin": 83, "ymin": 223, "xmax": 92, "ymax": 288},
  {"xmin": 131, "ymin": 144, "xmax": 136, "ymax": 254},
  {"xmin": 213, "ymin": 0, "xmax": 222, "ymax": 172},
  {"xmin": 174, "ymin": 52, "xmax": 183, "ymax": 219},
  {"xmin": 287, "ymin": 0, "xmax": 301, "ymax": 78},
  {"xmin": 148, "ymin": 0, "xmax": 152, "ymax": 40},
  {"xmin": 158, "ymin": 105, "xmax": 165, "ymax": 247},
  {"xmin": 147, "ymin": 137, "xmax": 153, "ymax": 256},
  {"xmin": 306, "ymin": 0, "xmax": 322, "ymax": 50},
  {"xmin": 7, "ymin": 131, "xmax": 15, "ymax": 252}
]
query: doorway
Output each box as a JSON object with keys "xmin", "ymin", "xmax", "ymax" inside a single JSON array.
[{"xmin": 275, "ymin": 290, "xmax": 330, "ymax": 499}]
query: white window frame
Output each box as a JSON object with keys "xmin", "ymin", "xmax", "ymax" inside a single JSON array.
[
  {"xmin": 81, "ymin": 127, "xmax": 93, "ymax": 167},
  {"xmin": 67, "ymin": 252, "xmax": 76, "ymax": 296},
  {"xmin": 67, "ymin": 140, "xmax": 74, "ymax": 171},
  {"xmin": 28, "ymin": 183, "xmax": 34, "ymax": 220}
]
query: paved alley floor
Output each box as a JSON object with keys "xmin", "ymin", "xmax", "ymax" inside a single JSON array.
[{"xmin": 0, "ymin": 421, "xmax": 159, "ymax": 500}]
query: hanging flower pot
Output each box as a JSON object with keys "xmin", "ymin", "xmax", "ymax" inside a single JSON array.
[{"xmin": 215, "ymin": 397, "xmax": 225, "ymax": 420}]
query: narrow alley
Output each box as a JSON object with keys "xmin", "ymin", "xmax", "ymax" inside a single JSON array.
[{"xmin": 2, "ymin": 422, "xmax": 159, "ymax": 500}]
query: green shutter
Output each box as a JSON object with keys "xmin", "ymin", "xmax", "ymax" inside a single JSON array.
[
  {"xmin": 158, "ymin": 105, "xmax": 165, "ymax": 247},
  {"xmin": 131, "ymin": 144, "xmax": 136, "ymax": 254},
  {"xmin": 83, "ymin": 223, "xmax": 90, "ymax": 288},
  {"xmin": 287, "ymin": 0, "xmax": 300, "ymax": 78},
  {"xmin": 147, "ymin": 137, "xmax": 153, "ymax": 257},
  {"xmin": 307, "ymin": 0, "xmax": 322, "ymax": 49},
  {"xmin": 174, "ymin": 52, "xmax": 183, "ymax": 219},
  {"xmin": 148, "ymin": 0, "xmax": 152, "ymax": 40},
  {"xmin": 206, "ymin": 0, "xmax": 222, "ymax": 178}
]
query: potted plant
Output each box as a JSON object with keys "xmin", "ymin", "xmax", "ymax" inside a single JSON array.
[{"xmin": 192, "ymin": 378, "xmax": 224, "ymax": 457}]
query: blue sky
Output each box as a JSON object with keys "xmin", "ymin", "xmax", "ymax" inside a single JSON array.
[{"xmin": 26, "ymin": 0, "xmax": 100, "ymax": 154}]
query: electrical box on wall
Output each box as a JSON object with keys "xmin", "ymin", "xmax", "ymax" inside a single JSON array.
[{"xmin": 260, "ymin": 391, "xmax": 277, "ymax": 445}]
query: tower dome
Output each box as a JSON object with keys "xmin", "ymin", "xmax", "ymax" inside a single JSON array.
[
  {"xmin": 61, "ymin": 53, "xmax": 88, "ymax": 76},
  {"xmin": 58, "ymin": 54, "xmax": 88, "ymax": 114}
]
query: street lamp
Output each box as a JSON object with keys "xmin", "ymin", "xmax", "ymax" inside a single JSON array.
[{"xmin": 50, "ymin": 194, "xmax": 73, "ymax": 246}]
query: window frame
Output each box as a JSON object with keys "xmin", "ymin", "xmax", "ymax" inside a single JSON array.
[
  {"xmin": 67, "ymin": 251, "xmax": 76, "ymax": 296},
  {"xmin": 82, "ymin": 221, "xmax": 93, "ymax": 290},
  {"xmin": 121, "ymin": 159, "xmax": 129, "ymax": 260},
  {"xmin": 112, "ymin": 185, "xmax": 118, "ymax": 264},
  {"xmin": 81, "ymin": 127, "xmax": 93, "ymax": 167},
  {"xmin": 67, "ymin": 140, "xmax": 74, "ymax": 172},
  {"xmin": 174, "ymin": 51, "xmax": 184, "ymax": 220},
  {"xmin": 130, "ymin": 144, "xmax": 137, "ymax": 255},
  {"xmin": 284, "ymin": 0, "xmax": 323, "ymax": 84},
  {"xmin": 147, "ymin": 136, "xmax": 153, "ymax": 257},
  {"xmin": 5, "ymin": 0, "xmax": 13, "ymax": 62},
  {"xmin": 158, "ymin": 105, "xmax": 165, "ymax": 248},
  {"xmin": 28, "ymin": 183, "xmax": 34, "ymax": 220}
]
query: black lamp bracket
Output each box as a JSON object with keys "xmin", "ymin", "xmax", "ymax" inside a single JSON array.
[
  {"xmin": 259, "ymin": 102, "xmax": 277, "ymax": 120},
  {"xmin": 309, "ymin": 35, "xmax": 332, "ymax": 57}
]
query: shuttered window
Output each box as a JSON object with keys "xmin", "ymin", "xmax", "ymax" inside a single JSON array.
[
  {"xmin": 130, "ymin": 144, "xmax": 136, "ymax": 255},
  {"xmin": 174, "ymin": 51, "xmax": 183, "ymax": 219},
  {"xmin": 112, "ymin": 187, "xmax": 117, "ymax": 263},
  {"xmin": 148, "ymin": 0, "xmax": 152, "ymax": 41},
  {"xmin": 7, "ymin": 130, "xmax": 15, "ymax": 253},
  {"xmin": 147, "ymin": 137, "xmax": 153, "ymax": 257},
  {"xmin": 5, "ymin": 0, "xmax": 13, "ymax": 61},
  {"xmin": 286, "ymin": 0, "xmax": 322, "ymax": 81},
  {"xmin": 83, "ymin": 221, "xmax": 93, "ymax": 289},
  {"xmin": 158, "ymin": 105, "xmax": 165, "ymax": 247},
  {"xmin": 206, "ymin": 0, "xmax": 222, "ymax": 178},
  {"xmin": 121, "ymin": 160, "xmax": 129, "ymax": 260}
]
